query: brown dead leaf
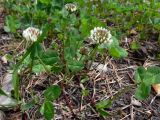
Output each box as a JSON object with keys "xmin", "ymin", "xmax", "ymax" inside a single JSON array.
[
  {"xmin": 152, "ymin": 84, "xmax": 160, "ymax": 94},
  {"xmin": 130, "ymin": 29, "xmax": 137, "ymax": 35}
]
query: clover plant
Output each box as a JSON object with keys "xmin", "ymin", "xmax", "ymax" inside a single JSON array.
[
  {"xmin": 134, "ymin": 66, "xmax": 160, "ymax": 100},
  {"xmin": 2, "ymin": 0, "xmax": 130, "ymax": 119}
]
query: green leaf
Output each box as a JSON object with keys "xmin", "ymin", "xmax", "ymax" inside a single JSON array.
[
  {"xmin": 51, "ymin": 0, "xmax": 64, "ymax": 8},
  {"xmin": 67, "ymin": 60, "xmax": 84, "ymax": 72},
  {"xmin": 80, "ymin": 18, "xmax": 90, "ymax": 37},
  {"xmin": 33, "ymin": 10, "xmax": 48, "ymax": 21},
  {"xmin": 91, "ymin": 17, "xmax": 105, "ymax": 28},
  {"xmin": 40, "ymin": 101, "xmax": 54, "ymax": 120},
  {"xmin": 153, "ymin": 18, "xmax": 160, "ymax": 25},
  {"xmin": 40, "ymin": 50, "xmax": 59, "ymax": 65},
  {"xmin": 60, "ymin": 8, "xmax": 69, "ymax": 18},
  {"xmin": 131, "ymin": 41, "xmax": 140, "ymax": 50},
  {"xmin": 110, "ymin": 36, "xmax": 119, "ymax": 46},
  {"xmin": 32, "ymin": 64, "xmax": 51, "ymax": 74},
  {"xmin": 44, "ymin": 85, "xmax": 61, "ymax": 101},
  {"xmin": 51, "ymin": 63, "xmax": 63, "ymax": 73},
  {"xmin": 69, "ymin": 28, "xmax": 82, "ymax": 42},
  {"xmin": 37, "ymin": 23, "xmax": 54, "ymax": 43},
  {"xmin": 64, "ymin": 47, "xmax": 76, "ymax": 60},
  {"xmin": 12, "ymin": 73, "xmax": 20, "ymax": 100},
  {"xmin": 39, "ymin": 0, "xmax": 50, "ymax": 5},
  {"xmin": 98, "ymin": 36, "xmax": 119, "ymax": 49},
  {"xmin": 134, "ymin": 66, "xmax": 160, "ymax": 100},
  {"xmin": 108, "ymin": 46, "xmax": 128, "ymax": 58},
  {"xmin": 95, "ymin": 100, "xmax": 112, "ymax": 117},
  {"xmin": 0, "ymin": 88, "xmax": 8, "ymax": 96},
  {"xmin": 134, "ymin": 66, "xmax": 146, "ymax": 83},
  {"xmin": 21, "ymin": 100, "xmax": 36, "ymax": 111},
  {"xmin": 30, "ymin": 43, "xmax": 44, "ymax": 59},
  {"xmin": 147, "ymin": 66, "xmax": 160, "ymax": 74},
  {"xmin": 146, "ymin": 66, "xmax": 160, "ymax": 84},
  {"xmin": 97, "ymin": 108, "xmax": 110, "ymax": 117},
  {"xmin": 135, "ymin": 66, "xmax": 160, "ymax": 85},
  {"xmin": 4, "ymin": 15, "xmax": 21, "ymax": 33},
  {"xmin": 82, "ymin": 89, "xmax": 90, "ymax": 97},
  {"xmin": 95, "ymin": 100, "xmax": 112, "ymax": 109},
  {"xmin": 135, "ymin": 82, "xmax": 151, "ymax": 100},
  {"xmin": 80, "ymin": 76, "xmax": 89, "ymax": 83}
]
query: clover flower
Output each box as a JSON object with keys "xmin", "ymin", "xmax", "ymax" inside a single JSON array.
[
  {"xmin": 65, "ymin": 3, "xmax": 77, "ymax": 12},
  {"xmin": 22, "ymin": 27, "xmax": 42, "ymax": 42},
  {"xmin": 90, "ymin": 27, "xmax": 112, "ymax": 44}
]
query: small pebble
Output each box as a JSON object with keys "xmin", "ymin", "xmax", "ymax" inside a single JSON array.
[
  {"xmin": 1, "ymin": 55, "xmax": 8, "ymax": 64},
  {"xmin": 131, "ymin": 97, "xmax": 142, "ymax": 107}
]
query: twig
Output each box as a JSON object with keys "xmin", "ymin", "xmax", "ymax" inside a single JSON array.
[
  {"xmin": 130, "ymin": 105, "xmax": 134, "ymax": 120},
  {"xmin": 60, "ymin": 82, "xmax": 76, "ymax": 118}
]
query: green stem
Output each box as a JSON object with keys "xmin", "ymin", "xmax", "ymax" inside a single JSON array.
[
  {"xmin": 13, "ymin": 44, "xmax": 32, "ymax": 100},
  {"xmin": 88, "ymin": 45, "xmax": 99, "ymax": 69}
]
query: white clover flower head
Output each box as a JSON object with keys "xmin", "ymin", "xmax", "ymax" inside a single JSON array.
[
  {"xmin": 90, "ymin": 27, "xmax": 112, "ymax": 44},
  {"xmin": 65, "ymin": 3, "xmax": 77, "ymax": 12},
  {"xmin": 22, "ymin": 27, "xmax": 42, "ymax": 42}
]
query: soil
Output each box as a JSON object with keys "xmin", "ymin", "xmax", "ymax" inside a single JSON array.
[{"xmin": 0, "ymin": 8, "xmax": 160, "ymax": 120}]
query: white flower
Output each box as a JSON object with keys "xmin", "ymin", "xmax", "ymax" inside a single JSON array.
[
  {"xmin": 65, "ymin": 3, "xmax": 77, "ymax": 12},
  {"xmin": 22, "ymin": 27, "xmax": 42, "ymax": 42},
  {"xmin": 89, "ymin": 27, "xmax": 112, "ymax": 44}
]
